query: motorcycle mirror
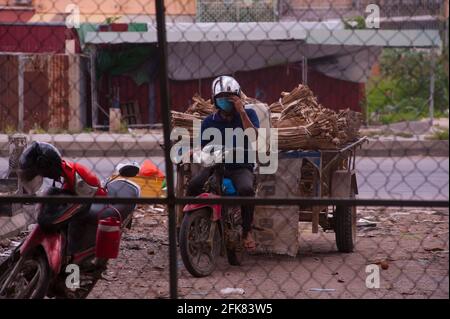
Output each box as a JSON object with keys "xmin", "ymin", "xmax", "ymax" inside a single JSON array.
[{"xmin": 116, "ymin": 162, "xmax": 140, "ymax": 177}]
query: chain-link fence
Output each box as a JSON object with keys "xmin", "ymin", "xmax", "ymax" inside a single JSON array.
[{"xmin": 0, "ymin": 0, "xmax": 448, "ymax": 300}]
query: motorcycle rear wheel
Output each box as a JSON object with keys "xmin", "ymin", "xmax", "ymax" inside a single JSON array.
[{"xmin": 0, "ymin": 251, "xmax": 50, "ymax": 299}]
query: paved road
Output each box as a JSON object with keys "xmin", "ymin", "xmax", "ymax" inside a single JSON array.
[{"xmin": 1, "ymin": 156, "xmax": 448, "ymax": 200}]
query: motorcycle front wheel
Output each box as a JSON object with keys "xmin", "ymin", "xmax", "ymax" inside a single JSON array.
[
  {"xmin": 179, "ymin": 209, "xmax": 221, "ymax": 277},
  {"xmin": 0, "ymin": 251, "xmax": 50, "ymax": 299}
]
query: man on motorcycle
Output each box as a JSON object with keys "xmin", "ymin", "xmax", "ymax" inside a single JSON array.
[{"xmin": 187, "ymin": 75, "xmax": 260, "ymax": 251}]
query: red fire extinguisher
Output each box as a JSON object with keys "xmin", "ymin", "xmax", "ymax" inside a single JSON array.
[{"xmin": 96, "ymin": 207, "xmax": 122, "ymax": 259}]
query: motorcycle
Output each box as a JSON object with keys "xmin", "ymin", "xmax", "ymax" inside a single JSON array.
[
  {"xmin": 0, "ymin": 162, "xmax": 141, "ymax": 299},
  {"xmin": 179, "ymin": 147, "xmax": 246, "ymax": 277}
]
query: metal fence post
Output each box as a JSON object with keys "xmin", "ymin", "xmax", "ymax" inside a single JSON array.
[
  {"xmin": 155, "ymin": 0, "xmax": 178, "ymax": 299},
  {"xmin": 429, "ymin": 48, "xmax": 436, "ymax": 126},
  {"xmin": 18, "ymin": 55, "xmax": 25, "ymax": 132}
]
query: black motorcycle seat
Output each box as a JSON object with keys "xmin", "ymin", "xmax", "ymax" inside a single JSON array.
[{"xmin": 86, "ymin": 179, "xmax": 140, "ymax": 225}]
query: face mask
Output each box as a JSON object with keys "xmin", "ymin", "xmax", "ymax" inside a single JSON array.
[{"xmin": 215, "ymin": 97, "xmax": 234, "ymax": 113}]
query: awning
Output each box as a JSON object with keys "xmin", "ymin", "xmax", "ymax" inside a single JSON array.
[
  {"xmin": 84, "ymin": 21, "xmax": 342, "ymax": 44},
  {"xmin": 83, "ymin": 22, "xmax": 441, "ymax": 83}
]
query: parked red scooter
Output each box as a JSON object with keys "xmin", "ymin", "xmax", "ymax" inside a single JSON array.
[{"xmin": 0, "ymin": 142, "xmax": 140, "ymax": 299}]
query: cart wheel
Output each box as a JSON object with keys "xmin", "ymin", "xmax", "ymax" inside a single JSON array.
[{"xmin": 334, "ymin": 191, "xmax": 357, "ymax": 253}]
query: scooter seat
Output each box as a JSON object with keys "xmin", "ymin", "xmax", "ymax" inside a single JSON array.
[
  {"xmin": 67, "ymin": 179, "xmax": 140, "ymax": 255},
  {"xmin": 87, "ymin": 179, "xmax": 140, "ymax": 224}
]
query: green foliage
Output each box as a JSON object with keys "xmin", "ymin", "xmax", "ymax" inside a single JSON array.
[
  {"xmin": 2, "ymin": 124, "xmax": 16, "ymax": 134},
  {"xmin": 31, "ymin": 123, "xmax": 47, "ymax": 134},
  {"xmin": 367, "ymin": 48, "xmax": 449, "ymax": 124},
  {"xmin": 343, "ymin": 16, "xmax": 366, "ymax": 29},
  {"xmin": 119, "ymin": 120, "xmax": 129, "ymax": 133},
  {"xmin": 426, "ymin": 127, "xmax": 449, "ymax": 140},
  {"xmin": 104, "ymin": 16, "xmax": 121, "ymax": 24}
]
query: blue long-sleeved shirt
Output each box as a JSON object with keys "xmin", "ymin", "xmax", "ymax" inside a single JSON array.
[{"xmin": 200, "ymin": 109, "xmax": 260, "ymax": 169}]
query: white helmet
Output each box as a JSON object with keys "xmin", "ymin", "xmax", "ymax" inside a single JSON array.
[{"xmin": 211, "ymin": 75, "xmax": 241, "ymax": 101}]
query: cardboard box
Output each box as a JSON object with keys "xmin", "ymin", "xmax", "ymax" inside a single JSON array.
[{"xmin": 253, "ymin": 205, "xmax": 299, "ymax": 257}]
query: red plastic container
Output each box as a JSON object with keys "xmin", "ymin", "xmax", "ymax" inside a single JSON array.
[{"xmin": 95, "ymin": 215, "xmax": 122, "ymax": 259}]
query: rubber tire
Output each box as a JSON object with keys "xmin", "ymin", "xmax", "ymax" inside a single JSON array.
[
  {"xmin": 0, "ymin": 252, "xmax": 50, "ymax": 299},
  {"xmin": 334, "ymin": 205, "xmax": 355, "ymax": 253},
  {"xmin": 179, "ymin": 209, "xmax": 220, "ymax": 277}
]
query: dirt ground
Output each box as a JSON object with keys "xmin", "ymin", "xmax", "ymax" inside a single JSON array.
[
  {"xmin": 1, "ymin": 205, "xmax": 448, "ymax": 299},
  {"xmin": 89, "ymin": 205, "xmax": 449, "ymax": 299}
]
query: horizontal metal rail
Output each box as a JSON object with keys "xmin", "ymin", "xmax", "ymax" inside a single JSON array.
[{"xmin": 0, "ymin": 195, "xmax": 448, "ymax": 208}]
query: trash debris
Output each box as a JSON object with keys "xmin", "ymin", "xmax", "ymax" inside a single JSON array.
[
  {"xmin": 368, "ymin": 258, "xmax": 394, "ymax": 267},
  {"xmin": 389, "ymin": 212, "xmax": 410, "ymax": 217},
  {"xmin": 153, "ymin": 265, "xmax": 165, "ymax": 270},
  {"xmin": 127, "ymin": 244, "xmax": 141, "ymax": 250},
  {"xmin": 424, "ymin": 247, "xmax": 445, "ymax": 252},
  {"xmin": 151, "ymin": 207, "xmax": 166, "ymax": 213},
  {"xmin": 191, "ymin": 291, "xmax": 209, "ymax": 296},
  {"xmin": 0, "ymin": 250, "xmax": 12, "ymax": 258},
  {"xmin": 425, "ymin": 210, "xmax": 449, "ymax": 216},
  {"xmin": 357, "ymin": 218, "xmax": 377, "ymax": 227},
  {"xmin": 417, "ymin": 258, "xmax": 430, "ymax": 266},
  {"xmin": 220, "ymin": 288, "xmax": 245, "ymax": 295},
  {"xmin": 337, "ymin": 278, "xmax": 345, "ymax": 283},
  {"xmin": 380, "ymin": 260, "xmax": 389, "ymax": 270},
  {"xmin": 310, "ymin": 288, "xmax": 336, "ymax": 292},
  {"xmin": 10, "ymin": 241, "xmax": 21, "ymax": 247},
  {"xmin": 141, "ymin": 218, "xmax": 159, "ymax": 227},
  {"xmin": 0, "ymin": 238, "xmax": 11, "ymax": 248}
]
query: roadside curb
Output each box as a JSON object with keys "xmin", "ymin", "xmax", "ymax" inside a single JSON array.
[
  {"xmin": 0, "ymin": 134, "xmax": 165, "ymax": 157},
  {"xmin": 357, "ymin": 139, "xmax": 449, "ymax": 157},
  {"xmin": 1, "ymin": 135, "xmax": 448, "ymax": 157}
]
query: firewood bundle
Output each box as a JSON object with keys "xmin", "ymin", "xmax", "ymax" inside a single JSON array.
[
  {"xmin": 170, "ymin": 91, "xmax": 263, "ymax": 134},
  {"xmin": 170, "ymin": 111, "xmax": 202, "ymax": 137},
  {"xmin": 337, "ymin": 109, "xmax": 363, "ymax": 142},
  {"xmin": 170, "ymin": 86, "xmax": 362, "ymax": 150},
  {"xmin": 185, "ymin": 94, "xmax": 215, "ymax": 117},
  {"xmin": 170, "ymin": 94, "xmax": 214, "ymax": 139},
  {"xmin": 271, "ymin": 85, "xmax": 362, "ymax": 150}
]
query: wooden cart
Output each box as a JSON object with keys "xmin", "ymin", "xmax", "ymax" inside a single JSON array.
[
  {"xmin": 279, "ymin": 137, "xmax": 368, "ymax": 252},
  {"xmin": 175, "ymin": 137, "xmax": 368, "ymax": 252}
]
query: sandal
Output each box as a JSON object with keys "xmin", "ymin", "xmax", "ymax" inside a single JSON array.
[{"xmin": 243, "ymin": 232, "xmax": 256, "ymax": 252}]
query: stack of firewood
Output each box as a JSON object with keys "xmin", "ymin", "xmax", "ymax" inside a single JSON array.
[
  {"xmin": 170, "ymin": 91, "xmax": 263, "ymax": 133},
  {"xmin": 171, "ymin": 86, "xmax": 362, "ymax": 150},
  {"xmin": 270, "ymin": 85, "xmax": 362, "ymax": 150},
  {"xmin": 185, "ymin": 94, "xmax": 215, "ymax": 117},
  {"xmin": 170, "ymin": 94, "xmax": 213, "ymax": 137}
]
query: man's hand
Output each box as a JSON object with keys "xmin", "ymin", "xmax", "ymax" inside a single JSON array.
[
  {"xmin": 230, "ymin": 95, "xmax": 245, "ymax": 114},
  {"xmin": 230, "ymin": 95, "xmax": 258, "ymax": 138}
]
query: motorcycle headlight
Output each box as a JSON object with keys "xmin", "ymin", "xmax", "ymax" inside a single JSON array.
[{"xmin": 74, "ymin": 172, "xmax": 97, "ymax": 197}]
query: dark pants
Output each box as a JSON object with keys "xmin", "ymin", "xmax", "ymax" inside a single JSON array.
[{"xmin": 187, "ymin": 167, "xmax": 255, "ymax": 235}]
